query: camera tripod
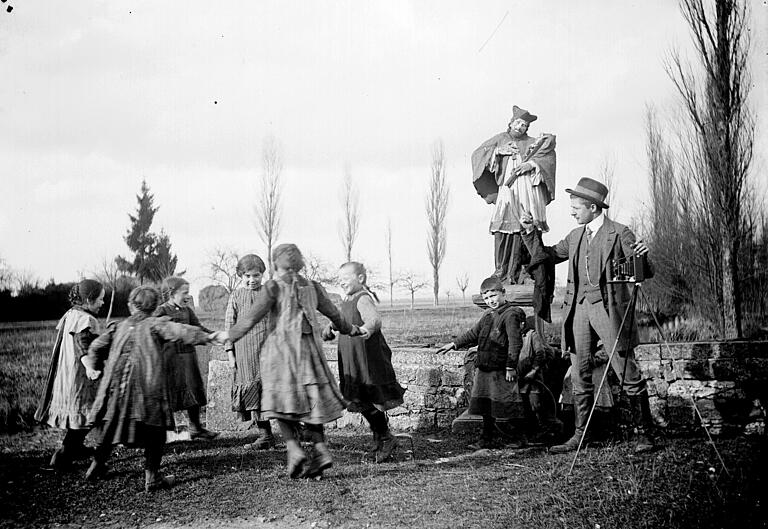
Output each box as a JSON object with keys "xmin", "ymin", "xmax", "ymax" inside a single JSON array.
[{"xmin": 566, "ymin": 281, "xmax": 729, "ymax": 477}]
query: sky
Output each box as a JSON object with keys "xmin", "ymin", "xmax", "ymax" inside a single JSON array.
[{"xmin": 1, "ymin": 1, "xmax": 767, "ymax": 301}]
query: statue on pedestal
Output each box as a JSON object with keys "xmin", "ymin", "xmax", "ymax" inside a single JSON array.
[{"xmin": 471, "ymin": 105, "xmax": 556, "ymax": 285}]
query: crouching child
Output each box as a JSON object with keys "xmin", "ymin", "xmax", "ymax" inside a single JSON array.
[{"xmin": 518, "ymin": 315, "xmax": 563, "ymax": 443}]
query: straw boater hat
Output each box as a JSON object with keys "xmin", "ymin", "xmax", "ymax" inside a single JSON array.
[
  {"xmin": 565, "ymin": 177, "xmax": 610, "ymax": 209},
  {"xmin": 511, "ymin": 105, "xmax": 537, "ymax": 124}
]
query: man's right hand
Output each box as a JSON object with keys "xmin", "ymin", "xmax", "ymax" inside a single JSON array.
[{"xmin": 519, "ymin": 211, "xmax": 535, "ymax": 233}]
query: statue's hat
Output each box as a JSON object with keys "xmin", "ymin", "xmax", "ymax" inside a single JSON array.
[
  {"xmin": 565, "ymin": 177, "xmax": 610, "ymax": 209},
  {"xmin": 512, "ymin": 105, "xmax": 537, "ymax": 123}
]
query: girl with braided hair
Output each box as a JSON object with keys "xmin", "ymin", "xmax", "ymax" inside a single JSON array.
[
  {"xmin": 35, "ymin": 279, "xmax": 105, "ymax": 470},
  {"xmin": 324, "ymin": 261, "xmax": 405, "ymax": 463}
]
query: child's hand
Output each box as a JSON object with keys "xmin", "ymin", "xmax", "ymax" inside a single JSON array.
[
  {"xmin": 349, "ymin": 325, "xmax": 364, "ymax": 337},
  {"xmin": 321, "ymin": 325, "xmax": 336, "ymax": 341},
  {"xmin": 505, "ymin": 367, "xmax": 517, "ymax": 383},
  {"xmin": 359, "ymin": 326, "xmax": 371, "ymax": 340},
  {"xmin": 209, "ymin": 331, "xmax": 228, "ymax": 345},
  {"xmin": 85, "ymin": 367, "xmax": 101, "ymax": 380},
  {"xmin": 436, "ymin": 343, "xmax": 456, "ymax": 355},
  {"xmin": 523, "ymin": 368, "xmax": 538, "ymax": 381}
]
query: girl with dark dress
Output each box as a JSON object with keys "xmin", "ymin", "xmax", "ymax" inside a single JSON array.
[
  {"xmin": 154, "ymin": 277, "xmax": 217, "ymax": 440},
  {"xmin": 324, "ymin": 262, "xmax": 405, "ymax": 463},
  {"xmin": 82, "ymin": 286, "xmax": 216, "ymax": 492}
]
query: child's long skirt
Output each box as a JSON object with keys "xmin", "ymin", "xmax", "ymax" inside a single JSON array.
[
  {"xmin": 469, "ymin": 369, "xmax": 525, "ymax": 419},
  {"xmin": 260, "ymin": 334, "xmax": 345, "ymax": 425}
]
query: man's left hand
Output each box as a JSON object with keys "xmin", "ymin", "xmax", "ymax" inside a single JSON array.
[{"xmin": 631, "ymin": 239, "xmax": 649, "ymax": 256}]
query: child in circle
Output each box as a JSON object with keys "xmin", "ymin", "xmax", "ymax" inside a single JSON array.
[
  {"xmin": 154, "ymin": 277, "xmax": 218, "ymax": 440},
  {"xmin": 83, "ymin": 286, "xmax": 218, "ymax": 492},
  {"xmin": 437, "ymin": 277, "xmax": 525, "ymax": 449},
  {"xmin": 222, "ymin": 243, "xmax": 362, "ymax": 479},
  {"xmin": 224, "ymin": 254, "xmax": 275, "ymax": 448},
  {"xmin": 35, "ymin": 279, "xmax": 105, "ymax": 470},
  {"xmin": 324, "ymin": 262, "xmax": 405, "ymax": 463}
]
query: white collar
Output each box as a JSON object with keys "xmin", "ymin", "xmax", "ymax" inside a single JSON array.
[{"xmin": 585, "ymin": 212, "xmax": 605, "ymax": 234}]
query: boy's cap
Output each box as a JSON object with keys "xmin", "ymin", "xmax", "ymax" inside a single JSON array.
[{"xmin": 479, "ymin": 276, "xmax": 504, "ymax": 293}]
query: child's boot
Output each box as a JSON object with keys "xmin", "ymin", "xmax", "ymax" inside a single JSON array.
[
  {"xmin": 48, "ymin": 447, "xmax": 70, "ymax": 471},
  {"xmin": 188, "ymin": 406, "xmax": 219, "ymax": 441},
  {"xmin": 246, "ymin": 421, "xmax": 276, "ymax": 450},
  {"xmin": 144, "ymin": 470, "xmax": 175, "ymax": 493},
  {"xmin": 468, "ymin": 415, "xmax": 498, "ymax": 450},
  {"xmin": 302, "ymin": 442, "xmax": 333, "ymax": 478},
  {"xmin": 375, "ymin": 431, "xmax": 398, "ymax": 463},
  {"xmin": 373, "ymin": 413, "xmax": 398, "ymax": 463},
  {"xmin": 285, "ymin": 440, "xmax": 307, "ymax": 479},
  {"xmin": 362, "ymin": 409, "xmax": 386, "ymax": 458}
]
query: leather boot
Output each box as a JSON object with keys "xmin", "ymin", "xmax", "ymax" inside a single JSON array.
[
  {"xmin": 631, "ymin": 393, "xmax": 656, "ymax": 453},
  {"xmin": 301, "ymin": 442, "xmax": 333, "ymax": 478},
  {"xmin": 245, "ymin": 421, "xmax": 276, "ymax": 450},
  {"xmin": 549, "ymin": 393, "xmax": 592, "ymax": 454},
  {"xmin": 285, "ymin": 440, "xmax": 307, "ymax": 479},
  {"xmin": 144, "ymin": 470, "xmax": 175, "ymax": 493}
]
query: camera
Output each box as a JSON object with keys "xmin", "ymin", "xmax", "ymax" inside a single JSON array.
[{"xmin": 609, "ymin": 254, "xmax": 650, "ymax": 283}]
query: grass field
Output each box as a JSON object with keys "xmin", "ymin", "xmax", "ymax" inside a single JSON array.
[{"xmin": 0, "ymin": 429, "xmax": 765, "ymax": 528}]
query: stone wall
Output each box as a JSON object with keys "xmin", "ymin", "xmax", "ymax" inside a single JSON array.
[
  {"xmin": 635, "ymin": 341, "xmax": 768, "ymax": 436},
  {"xmin": 205, "ymin": 341, "xmax": 768, "ymax": 436},
  {"xmin": 206, "ymin": 344, "xmax": 467, "ymax": 432}
]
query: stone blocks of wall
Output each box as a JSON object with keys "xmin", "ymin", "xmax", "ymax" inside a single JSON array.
[
  {"xmin": 206, "ymin": 344, "xmax": 467, "ymax": 432},
  {"xmin": 635, "ymin": 341, "xmax": 768, "ymax": 435}
]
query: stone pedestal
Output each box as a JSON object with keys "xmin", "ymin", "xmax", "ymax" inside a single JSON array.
[{"xmin": 451, "ymin": 410, "xmax": 510, "ymax": 433}]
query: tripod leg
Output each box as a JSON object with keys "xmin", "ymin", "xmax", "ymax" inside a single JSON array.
[{"xmin": 637, "ymin": 287, "xmax": 730, "ymax": 475}]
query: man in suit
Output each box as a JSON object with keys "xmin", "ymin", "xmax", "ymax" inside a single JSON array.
[{"xmin": 520, "ymin": 177, "xmax": 655, "ymax": 454}]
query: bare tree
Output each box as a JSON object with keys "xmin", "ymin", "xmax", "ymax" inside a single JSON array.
[
  {"xmin": 666, "ymin": 0, "xmax": 755, "ymax": 338},
  {"xmin": 305, "ymin": 253, "xmax": 337, "ymax": 286},
  {"xmin": 598, "ymin": 153, "xmax": 620, "ymax": 219},
  {"xmin": 385, "ymin": 219, "xmax": 395, "ymax": 307},
  {"xmin": 255, "ymin": 135, "xmax": 284, "ymax": 278},
  {"xmin": 425, "ymin": 140, "xmax": 450, "ymax": 306},
  {"xmin": 206, "ymin": 247, "xmax": 241, "ymax": 293},
  {"xmin": 397, "ymin": 271, "xmax": 429, "ymax": 310},
  {"xmin": 456, "ymin": 272, "xmax": 470, "ymax": 302},
  {"xmin": 94, "ymin": 257, "xmax": 121, "ymax": 323},
  {"xmin": 13, "ymin": 269, "xmax": 39, "ymax": 296},
  {"xmin": 0, "ymin": 257, "xmax": 12, "ymax": 291},
  {"xmin": 339, "ymin": 166, "xmax": 360, "ymax": 263}
]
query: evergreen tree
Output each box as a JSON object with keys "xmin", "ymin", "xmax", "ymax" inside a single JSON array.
[
  {"xmin": 146, "ymin": 229, "xmax": 180, "ymax": 282},
  {"xmin": 116, "ymin": 180, "xmax": 179, "ymax": 284}
]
